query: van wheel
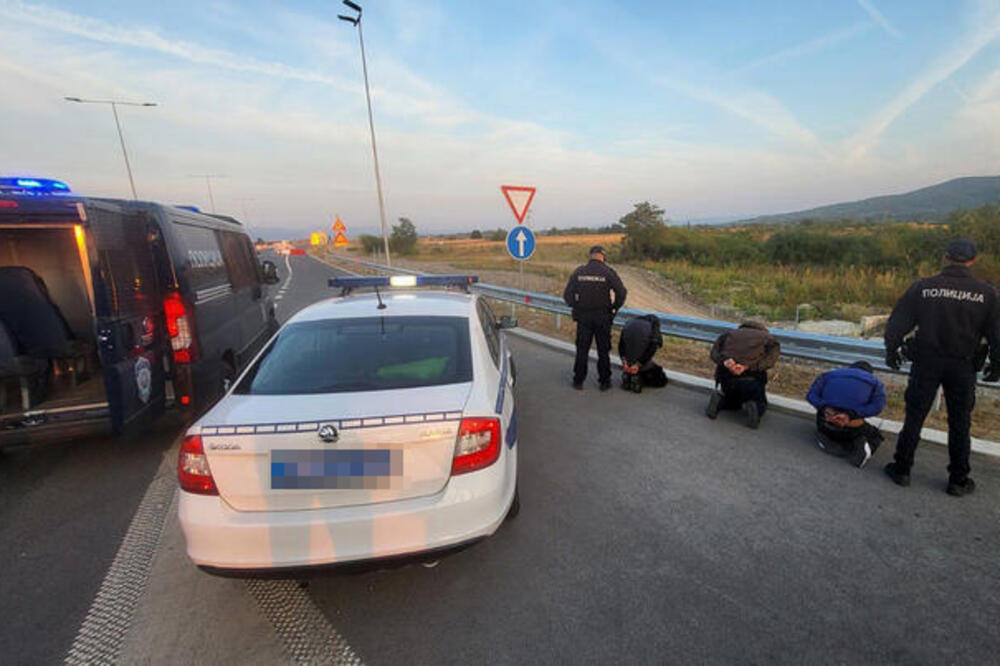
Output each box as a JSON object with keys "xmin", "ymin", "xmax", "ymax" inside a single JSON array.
[{"xmin": 505, "ymin": 484, "xmax": 520, "ymax": 521}]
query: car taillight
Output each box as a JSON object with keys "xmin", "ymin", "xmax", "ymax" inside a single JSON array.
[
  {"xmin": 163, "ymin": 291, "xmax": 196, "ymax": 363},
  {"xmin": 451, "ymin": 417, "xmax": 501, "ymax": 475},
  {"xmin": 0, "ymin": 200, "xmax": 18, "ymax": 209},
  {"xmin": 178, "ymin": 435, "xmax": 218, "ymax": 495}
]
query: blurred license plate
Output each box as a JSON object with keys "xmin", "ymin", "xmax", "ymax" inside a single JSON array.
[{"xmin": 270, "ymin": 449, "xmax": 403, "ymax": 489}]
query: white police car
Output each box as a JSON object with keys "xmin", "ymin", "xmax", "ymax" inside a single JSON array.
[{"xmin": 177, "ymin": 275, "xmax": 519, "ymax": 573}]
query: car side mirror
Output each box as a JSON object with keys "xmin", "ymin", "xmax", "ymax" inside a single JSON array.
[
  {"xmin": 261, "ymin": 260, "xmax": 280, "ymax": 285},
  {"xmin": 498, "ymin": 315, "xmax": 518, "ymax": 330}
]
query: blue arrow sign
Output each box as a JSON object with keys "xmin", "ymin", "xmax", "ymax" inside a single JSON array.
[{"xmin": 505, "ymin": 226, "xmax": 536, "ymax": 260}]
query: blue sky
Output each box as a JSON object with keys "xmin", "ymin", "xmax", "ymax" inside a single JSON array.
[{"xmin": 2, "ymin": 0, "xmax": 1000, "ymax": 235}]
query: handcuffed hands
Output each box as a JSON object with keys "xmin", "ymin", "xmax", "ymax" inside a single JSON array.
[{"xmin": 724, "ymin": 358, "xmax": 747, "ymax": 375}]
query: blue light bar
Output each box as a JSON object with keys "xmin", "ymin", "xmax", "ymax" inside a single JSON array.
[
  {"xmin": 0, "ymin": 177, "xmax": 72, "ymax": 193},
  {"xmin": 328, "ymin": 274, "xmax": 479, "ymax": 290}
]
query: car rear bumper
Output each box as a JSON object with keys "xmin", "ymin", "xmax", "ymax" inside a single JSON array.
[{"xmin": 178, "ymin": 453, "xmax": 516, "ymax": 571}]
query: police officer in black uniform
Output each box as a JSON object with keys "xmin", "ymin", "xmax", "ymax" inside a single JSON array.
[
  {"xmin": 563, "ymin": 245, "xmax": 627, "ymax": 390},
  {"xmin": 883, "ymin": 238, "xmax": 1000, "ymax": 496}
]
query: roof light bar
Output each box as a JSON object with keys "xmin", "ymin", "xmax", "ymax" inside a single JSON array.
[
  {"xmin": 0, "ymin": 177, "xmax": 71, "ymax": 194},
  {"xmin": 328, "ymin": 274, "xmax": 478, "ymax": 290},
  {"xmin": 389, "ymin": 275, "xmax": 417, "ymax": 287}
]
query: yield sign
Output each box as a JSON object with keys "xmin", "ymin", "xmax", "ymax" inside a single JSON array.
[
  {"xmin": 333, "ymin": 231, "xmax": 349, "ymax": 248},
  {"xmin": 332, "ymin": 216, "xmax": 347, "ymax": 233},
  {"xmin": 500, "ymin": 185, "xmax": 536, "ymax": 224}
]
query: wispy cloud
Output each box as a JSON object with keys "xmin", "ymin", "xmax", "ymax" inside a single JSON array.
[
  {"xmin": 845, "ymin": 8, "xmax": 1000, "ymax": 158},
  {"xmin": 856, "ymin": 0, "xmax": 903, "ymax": 39},
  {"xmin": 0, "ymin": 0, "xmax": 357, "ymax": 91},
  {"xmin": 563, "ymin": 13, "xmax": 822, "ymax": 152},
  {"xmin": 651, "ymin": 74, "xmax": 824, "ymax": 151},
  {"xmin": 735, "ymin": 22, "xmax": 872, "ymax": 74}
]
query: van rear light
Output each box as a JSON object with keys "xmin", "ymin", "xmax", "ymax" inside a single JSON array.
[
  {"xmin": 163, "ymin": 291, "xmax": 197, "ymax": 363},
  {"xmin": 451, "ymin": 417, "xmax": 501, "ymax": 475},
  {"xmin": 0, "ymin": 200, "xmax": 18, "ymax": 209},
  {"xmin": 178, "ymin": 435, "xmax": 218, "ymax": 495}
]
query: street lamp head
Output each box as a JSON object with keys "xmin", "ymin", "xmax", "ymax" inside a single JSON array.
[
  {"xmin": 142, "ymin": 102, "xmax": 158, "ymax": 107},
  {"xmin": 64, "ymin": 96, "xmax": 83, "ymax": 102},
  {"xmin": 343, "ymin": 0, "xmax": 362, "ymax": 13},
  {"xmin": 337, "ymin": 14, "xmax": 359, "ymax": 24}
]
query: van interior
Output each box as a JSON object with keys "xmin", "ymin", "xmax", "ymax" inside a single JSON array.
[{"xmin": 0, "ymin": 226, "xmax": 105, "ymax": 422}]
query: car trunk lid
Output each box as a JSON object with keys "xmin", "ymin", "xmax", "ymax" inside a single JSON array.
[{"xmin": 199, "ymin": 383, "xmax": 470, "ymax": 511}]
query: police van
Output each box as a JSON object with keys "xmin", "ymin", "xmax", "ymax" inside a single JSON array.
[{"xmin": 0, "ymin": 177, "xmax": 280, "ymax": 445}]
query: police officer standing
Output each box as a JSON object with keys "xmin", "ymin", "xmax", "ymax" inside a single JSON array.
[
  {"xmin": 563, "ymin": 245, "xmax": 627, "ymax": 390},
  {"xmin": 884, "ymin": 239, "xmax": 1000, "ymax": 496}
]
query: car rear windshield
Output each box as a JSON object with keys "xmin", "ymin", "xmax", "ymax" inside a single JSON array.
[{"xmin": 235, "ymin": 316, "xmax": 473, "ymax": 395}]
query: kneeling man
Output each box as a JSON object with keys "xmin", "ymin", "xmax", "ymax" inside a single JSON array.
[
  {"xmin": 806, "ymin": 361, "xmax": 887, "ymax": 468},
  {"xmin": 619, "ymin": 314, "xmax": 667, "ymax": 393}
]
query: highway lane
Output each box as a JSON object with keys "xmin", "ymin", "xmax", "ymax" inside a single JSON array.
[
  {"xmin": 6, "ymin": 253, "xmax": 1000, "ymax": 664},
  {"xmin": 266, "ymin": 250, "xmax": 355, "ymax": 324},
  {"xmin": 307, "ymin": 336, "xmax": 1000, "ymax": 664},
  {"xmin": 0, "ymin": 251, "xmax": 344, "ymax": 665},
  {"xmin": 0, "ymin": 418, "xmax": 186, "ymax": 666}
]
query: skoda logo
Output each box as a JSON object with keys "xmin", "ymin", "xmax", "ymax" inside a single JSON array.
[{"xmin": 318, "ymin": 424, "xmax": 339, "ymax": 443}]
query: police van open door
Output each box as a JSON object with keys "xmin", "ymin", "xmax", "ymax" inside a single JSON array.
[{"xmin": 88, "ymin": 201, "xmax": 168, "ymax": 433}]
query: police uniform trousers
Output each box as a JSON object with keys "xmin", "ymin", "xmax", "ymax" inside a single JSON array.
[
  {"xmin": 573, "ymin": 310, "xmax": 612, "ymax": 384},
  {"xmin": 894, "ymin": 355, "xmax": 977, "ymax": 482},
  {"xmin": 715, "ymin": 365, "xmax": 768, "ymax": 413}
]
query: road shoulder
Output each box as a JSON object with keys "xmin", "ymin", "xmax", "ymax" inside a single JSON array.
[{"xmin": 118, "ymin": 490, "xmax": 289, "ymax": 665}]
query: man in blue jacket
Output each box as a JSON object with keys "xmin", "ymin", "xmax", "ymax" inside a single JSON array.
[{"xmin": 806, "ymin": 361, "xmax": 887, "ymax": 468}]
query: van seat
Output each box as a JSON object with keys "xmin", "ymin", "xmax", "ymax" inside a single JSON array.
[
  {"xmin": 0, "ymin": 266, "xmax": 92, "ymax": 388},
  {"xmin": 0, "ymin": 320, "xmax": 49, "ymax": 411},
  {"xmin": 0, "ymin": 266, "xmax": 91, "ymax": 358}
]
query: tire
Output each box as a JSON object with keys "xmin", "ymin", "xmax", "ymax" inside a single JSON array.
[{"xmin": 505, "ymin": 484, "xmax": 520, "ymax": 520}]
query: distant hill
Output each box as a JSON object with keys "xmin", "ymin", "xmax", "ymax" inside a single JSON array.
[{"xmin": 741, "ymin": 176, "xmax": 1000, "ymax": 225}]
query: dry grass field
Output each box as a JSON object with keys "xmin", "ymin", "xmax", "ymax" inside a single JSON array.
[{"xmin": 312, "ymin": 248, "xmax": 1000, "ymax": 441}]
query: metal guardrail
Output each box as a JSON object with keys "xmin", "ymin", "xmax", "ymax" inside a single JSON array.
[{"xmin": 319, "ymin": 252, "xmax": 998, "ymax": 387}]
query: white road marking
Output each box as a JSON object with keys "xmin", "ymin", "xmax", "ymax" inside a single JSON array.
[
  {"xmin": 244, "ymin": 580, "xmax": 364, "ymax": 665},
  {"xmin": 66, "ymin": 432, "xmax": 364, "ymax": 665},
  {"xmin": 65, "ymin": 447, "xmax": 178, "ymax": 665}
]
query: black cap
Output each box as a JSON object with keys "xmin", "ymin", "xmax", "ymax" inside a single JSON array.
[
  {"xmin": 946, "ymin": 238, "xmax": 977, "ymax": 262},
  {"xmin": 850, "ymin": 360, "xmax": 874, "ymax": 374},
  {"xmin": 589, "ymin": 245, "xmax": 605, "ymax": 255}
]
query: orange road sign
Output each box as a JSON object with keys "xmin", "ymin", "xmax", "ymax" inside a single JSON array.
[
  {"xmin": 332, "ymin": 216, "xmax": 347, "ymax": 233},
  {"xmin": 333, "ymin": 231, "xmax": 349, "ymax": 248}
]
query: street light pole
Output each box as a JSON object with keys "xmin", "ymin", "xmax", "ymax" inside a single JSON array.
[
  {"xmin": 188, "ymin": 174, "xmax": 227, "ymax": 214},
  {"xmin": 339, "ymin": 0, "xmax": 392, "ymax": 267},
  {"xmin": 64, "ymin": 97, "xmax": 157, "ymax": 199}
]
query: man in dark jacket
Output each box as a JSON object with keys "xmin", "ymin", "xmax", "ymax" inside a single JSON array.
[
  {"xmin": 563, "ymin": 246, "xmax": 627, "ymax": 391},
  {"xmin": 705, "ymin": 321, "xmax": 780, "ymax": 428},
  {"xmin": 806, "ymin": 361, "xmax": 887, "ymax": 468},
  {"xmin": 883, "ymin": 238, "xmax": 1000, "ymax": 496},
  {"xmin": 618, "ymin": 314, "xmax": 667, "ymax": 393}
]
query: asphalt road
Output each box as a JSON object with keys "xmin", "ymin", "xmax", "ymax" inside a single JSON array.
[
  {"xmin": 4, "ymin": 252, "xmax": 999, "ymax": 664},
  {"xmin": 0, "ymin": 251, "xmax": 344, "ymax": 666},
  {"xmin": 306, "ymin": 336, "xmax": 1000, "ymax": 665}
]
